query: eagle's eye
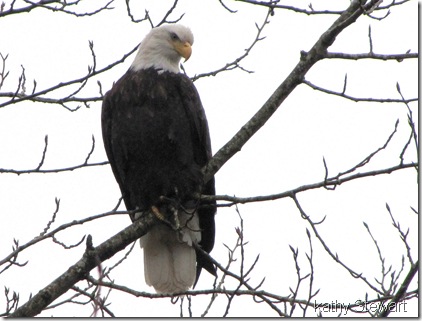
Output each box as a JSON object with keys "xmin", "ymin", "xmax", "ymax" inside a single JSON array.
[{"xmin": 170, "ymin": 32, "xmax": 180, "ymax": 41}]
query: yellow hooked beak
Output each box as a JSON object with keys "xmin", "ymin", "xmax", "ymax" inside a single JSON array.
[{"xmin": 174, "ymin": 41, "xmax": 192, "ymax": 62}]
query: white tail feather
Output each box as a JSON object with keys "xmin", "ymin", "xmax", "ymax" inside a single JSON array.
[{"xmin": 140, "ymin": 211, "xmax": 201, "ymax": 293}]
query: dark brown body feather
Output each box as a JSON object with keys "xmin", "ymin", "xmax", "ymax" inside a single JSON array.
[{"xmin": 101, "ymin": 67, "xmax": 216, "ymax": 282}]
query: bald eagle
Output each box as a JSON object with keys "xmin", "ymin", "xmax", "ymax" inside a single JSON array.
[{"xmin": 101, "ymin": 24, "xmax": 216, "ymax": 293}]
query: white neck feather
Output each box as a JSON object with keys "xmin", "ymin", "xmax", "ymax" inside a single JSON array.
[{"xmin": 130, "ymin": 47, "xmax": 181, "ymax": 73}]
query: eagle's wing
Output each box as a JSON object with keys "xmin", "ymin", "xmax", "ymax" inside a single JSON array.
[
  {"xmin": 177, "ymin": 74, "xmax": 217, "ymax": 281},
  {"xmin": 101, "ymin": 74, "xmax": 132, "ymax": 211}
]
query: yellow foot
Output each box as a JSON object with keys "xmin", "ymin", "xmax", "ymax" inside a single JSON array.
[{"xmin": 151, "ymin": 205, "xmax": 165, "ymax": 221}]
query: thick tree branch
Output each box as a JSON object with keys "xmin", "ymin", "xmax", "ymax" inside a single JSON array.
[
  {"xmin": 202, "ymin": 0, "xmax": 380, "ymax": 183},
  {"xmin": 8, "ymin": 211, "xmax": 158, "ymax": 317}
]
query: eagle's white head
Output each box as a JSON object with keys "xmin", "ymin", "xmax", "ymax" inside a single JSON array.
[{"xmin": 131, "ymin": 24, "xmax": 194, "ymax": 73}]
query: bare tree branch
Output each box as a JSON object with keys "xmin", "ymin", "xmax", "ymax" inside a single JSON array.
[
  {"xmin": 378, "ymin": 260, "xmax": 418, "ymax": 317},
  {"xmin": 202, "ymin": 0, "xmax": 385, "ymax": 184},
  {"xmin": 234, "ymin": 0, "xmax": 344, "ymax": 15},
  {"xmin": 0, "ymin": 0, "xmax": 60, "ymax": 17},
  {"xmin": 0, "ymin": 135, "xmax": 108, "ymax": 174},
  {"xmin": 70, "ymin": 285, "xmax": 115, "ymax": 317},
  {"xmin": 191, "ymin": 8, "xmax": 270, "ymax": 81},
  {"xmin": 385, "ymin": 203, "xmax": 414, "ymax": 266},
  {"xmin": 325, "ymin": 51, "xmax": 417, "ymax": 61},
  {"xmin": 234, "ymin": 0, "xmax": 411, "ymax": 16},
  {"xmin": 303, "ymin": 78, "xmax": 417, "ymax": 104},
  {"xmin": 0, "ymin": 161, "xmax": 109, "ymax": 174},
  {"xmin": 124, "ymin": 0, "xmax": 183, "ymax": 26},
  {"xmin": 0, "ymin": 208, "xmax": 126, "ymax": 270},
  {"xmin": 0, "ymin": 0, "xmax": 114, "ymax": 18},
  {"xmin": 0, "ymin": 44, "xmax": 138, "ymax": 109},
  {"xmin": 8, "ymin": 211, "xmax": 158, "ymax": 317},
  {"xmin": 291, "ymin": 194, "xmax": 383, "ymax": 295},
  {"xmin": 200, "ymin": 162, "xmax": 415, "ymax": 206}
]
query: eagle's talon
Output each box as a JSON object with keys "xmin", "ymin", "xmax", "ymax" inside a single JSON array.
[{"xmin": 151, "ymin": 205, "xmax": 165, "ymax": 221}]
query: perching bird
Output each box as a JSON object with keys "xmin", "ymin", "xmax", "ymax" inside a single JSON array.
[{"xmin": 101, "ymin": 24, "xmax": 216, "ymax": 293}]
